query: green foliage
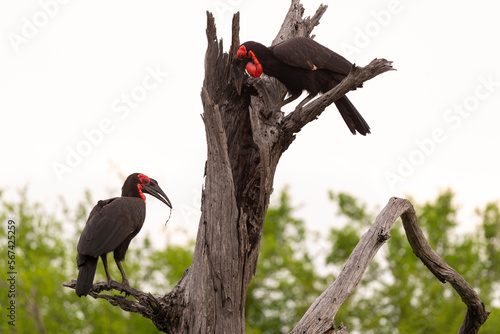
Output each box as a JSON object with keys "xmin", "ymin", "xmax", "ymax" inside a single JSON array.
[
  {"xmin": 245, "ymin": 189, "xmax": 327, "ymax": 334},
  {"xmin": 326, "ymin": 191, "xmax": 374, "ymax": 266},
  {"xmin": 145, "ymin": 242, "xmax": 193, "ymax": 293}
]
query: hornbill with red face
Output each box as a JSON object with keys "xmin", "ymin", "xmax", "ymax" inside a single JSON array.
[
  {"xmin": 75, "ymin": 173, "xmax": 172, "ymax": 296},
  {"xmin": 233, "ymin": 37, "xmax": 370, "ymax": 135}
]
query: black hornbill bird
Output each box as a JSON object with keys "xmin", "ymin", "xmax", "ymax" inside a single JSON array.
[
  {"xmin": 233, "ymin": 37, "xmax": 370, "ymax": 135},
  {"xmin": 75, "ymin": 173, "xmax": 172, "ymax": 296}
]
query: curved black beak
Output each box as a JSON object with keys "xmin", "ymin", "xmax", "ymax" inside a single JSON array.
[
  {"xmin": 232, "ymin": 56, "xmax": 248, "ymax": 95},
  {"xmin": 143, "ymin": 178, "xmax": 172, "ymax": 208}
]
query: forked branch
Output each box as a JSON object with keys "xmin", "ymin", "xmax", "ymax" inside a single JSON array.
[{"xmin": 291, "ymin": 197, "xmax": 489, "ymax": 334}]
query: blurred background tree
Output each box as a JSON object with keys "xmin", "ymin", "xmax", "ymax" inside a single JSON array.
[
  {"xmin": 1, "ymin": 188, "xmax": 498, "ymax": 333},
  {"xmin": 244, "ymin": 189, "xmax": 329, "ymax": 334}
]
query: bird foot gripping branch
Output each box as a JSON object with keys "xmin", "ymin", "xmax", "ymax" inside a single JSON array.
[{"xmin": 73, "ymin": 173, "xmax": 172, "ymax": 297}]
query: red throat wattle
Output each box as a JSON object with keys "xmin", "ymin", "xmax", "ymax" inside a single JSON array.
[
  {"xmin": 136, "ymin": 184, "xmax": 146, "ymax": 202},
  {"xmin": 137, "ymin": 174, "xmax": 150, "ymax": 202},
  {"xmin": 246, "ymin": 51, "xmax": 263, "ymax": 78},
  {"xmin": 237, "ymin": 45, "xmax": 263, "ymax": 78}
]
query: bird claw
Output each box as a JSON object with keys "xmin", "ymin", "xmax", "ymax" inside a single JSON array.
[
  {"xmin": 119, "ymin": 280, "xmax": 131, "ymax": 296},
  {"xmin": 119, "ymin": 279, "xmax": 129, "ymax": 289},
  {"xmin": 291, "ymin": 107, "xmax": 302, "ymax": 122}
]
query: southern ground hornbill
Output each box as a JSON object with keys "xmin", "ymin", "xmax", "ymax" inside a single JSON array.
[
  {"xmin": 75, "ymin": 173, "xmax": 172, "ymax": 296},
  {"xmin": 233, "ymin": 37, "xmax": 370, "ymax": 135}
]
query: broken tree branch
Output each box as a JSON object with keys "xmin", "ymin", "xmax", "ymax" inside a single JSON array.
[
  {"xmin": 282, "ymin": 58, "xmax": 395, "ymax": 138},
  {"xmin": 272, "ymin": 0, "xmax": 328, "ymax": 45},
  {"xmin": 63, "ymin": 279, "xmax": 165, "ymax": 320},
  {"xmin": 291, "ymin": 197, "xmax": 489, "ymax": 334},
  {"xmin": 400, "ymin": 206, "xmax": 490, "ymax": 334}
]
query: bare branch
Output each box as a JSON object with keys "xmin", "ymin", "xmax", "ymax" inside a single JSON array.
[
  {"xmin": 400, "ymin": 207, "xmax": 491, "ymax": 333},
  {"xmin": 63, "ymin": 279, "xmax": 164, "ymax": 319},
  {"xmin": 282, "ymin": 58, "xmax": 395, "ymax": 138},
  {"xmin": 64, "ymin": 270, "xmax": 189, "ymax": 333},
  {"xmin": 291, "ymin": 197, "xmax": 489, "ymax": 334},
  {"xmin": 290, "ymin": 197, "xmax": 410, "ymax": 333}
]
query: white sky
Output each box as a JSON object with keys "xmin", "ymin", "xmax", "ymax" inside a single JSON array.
[{"xmin": 1, "ymin": 0, "xmax": 500, "ymax": 247}]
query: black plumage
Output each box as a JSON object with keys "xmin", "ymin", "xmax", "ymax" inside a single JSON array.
[
  {"xmin": 75, "ymin": 173, "xmax": 172, "ymax": 296},
  {"xmin": 233, "ymin": 37, "xmax": 370, "ymax": 135}
]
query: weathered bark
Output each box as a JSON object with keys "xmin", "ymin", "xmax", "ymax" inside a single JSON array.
[
  {"xmin": 173, "ymin": 4, "xmax": 393, "ymax": 331},
  {"xmin": 400, "ymin": 204, "xmax": 491, "ymax": 334},
  {"xmin": 64, "ymin": 1, "xmax": 488, "ymax": 333}
]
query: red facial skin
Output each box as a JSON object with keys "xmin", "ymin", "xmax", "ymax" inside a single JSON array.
[
  {"xmin": 237, "ymin": 45, "xmax": 247, "ymax": 60},
  {"xmin": 237, "ymin": 45, "xmax": 263, "ymax": 78},
  {"xmin": 136, "ymin": 174, "xmax": 150, "ymax": 201}
]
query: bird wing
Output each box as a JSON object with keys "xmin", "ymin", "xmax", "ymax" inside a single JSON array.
[
  {"xmin": 272, "ymin": 37, "xmax": 352, "ymax": 75},
  {"xmin": 77, "ymin": 197, "xmax": 146, "ymax": 257}
]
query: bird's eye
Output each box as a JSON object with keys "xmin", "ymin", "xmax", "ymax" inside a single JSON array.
[
  {"xmin": 137, "ymin": 174, "xmax": 150, "ymax": 185},
  {"xmin": 237, "ymin": 45, "xmax": 247, "ymax": 60}
]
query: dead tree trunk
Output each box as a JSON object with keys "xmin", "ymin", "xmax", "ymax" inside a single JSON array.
[
  {"xmin": 186, "ymin": 4, "xmax": 392, "ymax": 331},
  {"xmin": 64, "ymin": 1, "xmax": 489, "ymax": 333}
]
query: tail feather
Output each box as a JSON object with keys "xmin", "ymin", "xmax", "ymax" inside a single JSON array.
[
  {"xmin": 334, "ymin": 96, "xmax": 370, "ymax": 135},
  {"xmin": 75, "ymin": 253, "xmax": 98, "ymax": 297}
]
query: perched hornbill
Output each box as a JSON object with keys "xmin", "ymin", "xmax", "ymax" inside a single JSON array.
[
  {"xmin": 75, "ymin": 173, "xmax": 172, "ymax": 296},
  {"xmin": 233, "ymin": 37, "xmax": 370, "ymax": 135}
]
